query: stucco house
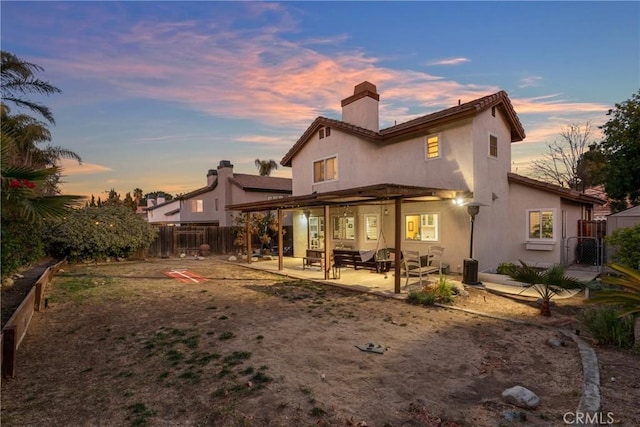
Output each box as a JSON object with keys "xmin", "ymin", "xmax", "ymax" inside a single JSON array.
[
  {"xmin": 147, "ymin": 160, "xmax": 292, "ymax": 226},
  {"xmin": 229, "ymin": 82, "xmax": 603, "ymax": 292}
]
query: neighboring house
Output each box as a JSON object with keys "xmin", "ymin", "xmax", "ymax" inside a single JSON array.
[
  {"xmin": 584, "ymin": 185, "xmax": 612, "ymax": 220},
  {"xmin": 147, "ymin": 160, "xmax": 292, "ymax": 226},
  {"xmin": 607, "ymin": 205, "xmax": 640, "ymax": 236},
  {"xmin": 229, "ymin": 82, "xmax": 604, "ymax": 290}
]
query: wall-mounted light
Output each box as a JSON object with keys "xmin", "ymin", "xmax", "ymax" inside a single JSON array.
[{"xmin": 383, "ymin": 208, "xmax": 389, "ymax": 216}]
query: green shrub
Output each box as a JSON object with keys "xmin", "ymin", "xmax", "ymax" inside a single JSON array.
[
  {"xmin": 606, "ymin": 224, "xmax": 640, "ymax": 269},
  {"xmin": 406, "ymin": 275, "xmax": 455, "ymax": 305},
  {"xmin": 406, "ymin": 290, "xmax": 437, "ymax": 305},
  {"xmin": 581, "ymin": 306, "xmax": 636, "ymax": 349},
  {"xmin": 434, "ymin": 274, "xmax": 455, "ymax": 303},
  {"xmin": 42, "ymin": 206, "xmax": 157, "ymax": 262},
  {"xmin": 1, "ymin": 219, "xmax": 46, "ymax": 278},
  {"xmin": 496, "ymin": 262, "xmax": 517, "ymax": 275}
]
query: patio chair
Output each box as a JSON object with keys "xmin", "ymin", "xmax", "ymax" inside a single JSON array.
[{"xmin": 403, "ymin": 246, "xmax": 444, "ymax": 287}]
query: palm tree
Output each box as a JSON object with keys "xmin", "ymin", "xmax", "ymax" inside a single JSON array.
[
  {"xmin": 1, "ymin": 51, "xmax": 61, "ymax": 124},
  {"xmin": 254, "ymin": 159, "xmax": 278, "ymax": 176},
  {"xmin": 133, "ymin": 188, "xmax": 143, "ymax": 206},
  {"xmin": 1, "ymin": 120, "xmax": 83, "ymax": 221},
  {"xmin": 508, "ymin": 261, "xmax": 583, "ymax": 316}
]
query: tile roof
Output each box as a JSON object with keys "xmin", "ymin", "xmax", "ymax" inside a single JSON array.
[
  {"xmin": 507, "ymin": 173, "xmax": 606, "ymax": 205},
  {"xmin": 229, "ymin": 174, "xmax": 292, "ymax": 193},
  {"xmin": 281, "ymin": 90, "xmax": 525, "ymax": 166}
]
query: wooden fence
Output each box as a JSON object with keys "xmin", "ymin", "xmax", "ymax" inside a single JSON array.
[
  {"xmin": 147, "ymin": 225, "xmax": 236, "ymax": 257},
  {"xmin": 147, "ymin": 225, "xmax": 293, "ymax": 258},
  {"xmin": 2, "ymin": 259, "xmax": 66, "ymax": 378},
  {"xmin": 578, "ymin": 219, "xmax": 607, "ymax": 239}
]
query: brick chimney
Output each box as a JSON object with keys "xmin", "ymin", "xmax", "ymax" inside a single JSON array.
[{"xmin": 341, "ymin": 81, "xmax": 379, "ymax": 132}]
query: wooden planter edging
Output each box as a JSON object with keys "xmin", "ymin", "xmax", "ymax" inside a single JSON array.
[{"xmin": 1, "ymin": 259, "xmax": 66, "ymax": 378}]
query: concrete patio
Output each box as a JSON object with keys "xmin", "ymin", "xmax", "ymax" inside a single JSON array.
[{"xmin": 225, "ymin": 255, "xmax": 599, "ymax": 300}]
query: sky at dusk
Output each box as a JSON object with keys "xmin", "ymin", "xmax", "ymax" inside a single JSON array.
[{"xmin": 2, "ymin": 1, "xmax": 638, "ymax": 200}]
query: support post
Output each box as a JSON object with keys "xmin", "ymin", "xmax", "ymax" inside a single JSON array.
[
  {"xmin": 277, "ymin": 209, "xmax": 283, "ymax": 271},
  {"xmin": 324, "ymin": 205, "xmax": 331, "ymax": 279},
  {"xmin": 394, "ymin": 197, "xmax": 402, "ymax": 294},
  {"xmin": 246, "ymin": 213, "xmax": 252, "ymax": 264}
]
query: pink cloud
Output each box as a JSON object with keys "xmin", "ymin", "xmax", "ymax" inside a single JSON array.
[{"xmin": 427, "ymin": 57, "xmax": 471, "ymax": 66}]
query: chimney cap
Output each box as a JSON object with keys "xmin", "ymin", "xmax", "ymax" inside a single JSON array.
[
  {"xmin": 218, "ymin": 160, "xmax": 233, "ymax": 169},
  {"xmin": 353, "ymin": 81, "xmax": 377, "ymax": 95},
  {"xmin": 341, "ymin": 81, "xmax": 380, "ymax": 107},
  {"xmin": 207, "ymin": 169, "xmax": 218, "ymax": 176}
]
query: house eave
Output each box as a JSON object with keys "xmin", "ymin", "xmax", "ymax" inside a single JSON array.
[{"xmin": 508, "ymin": 173, "xmax": 606, "ymax": 205}]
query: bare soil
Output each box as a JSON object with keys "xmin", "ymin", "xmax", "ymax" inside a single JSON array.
[{"xmin": 1, "ymin": 257, "xmax": 638, "ymax": 426}]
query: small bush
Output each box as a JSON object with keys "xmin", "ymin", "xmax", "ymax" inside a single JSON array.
[
  {"xmin": 1, "ymin": 219, "xmax": 46, "ymax": 278},
  {"xmin": 406, "ymin": 275, "xmax": 456, "ymax": 306},
  {"xmin": 406, "ymin": 290, "xmax": 436, "ymax": 305},
  {"xmin": 606, "ymin": 224, "xmax": 640, "ymax": 269},
  {"xmin": 496, "ymin": 262, "xmax": 517, "ymax": 275},
  {"xmin": 581, "ymin": 306, "xmax": 636, "ymax": 349}
]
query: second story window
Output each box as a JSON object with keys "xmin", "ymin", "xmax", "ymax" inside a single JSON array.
[
  {"xmin": 425, "ymin": 134, "xmax": 440, "ymax": 159},
  {"xmin": 190, "ymin": 199, "xmax": 203, "ymax": 213},
  {"xmin": 489, "ymin": 134, "xmax": 498, "ymax": 157},
  {"xmin": 313, "ymin": 156, "xmax": 337, "ymax": 183},
  {"xmin": 319, "ymin": 127, "xmax": 331, "ymax": 139}
]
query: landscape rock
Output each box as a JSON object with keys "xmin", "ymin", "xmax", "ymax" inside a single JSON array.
[
  {"xmin": 502, "ymin": 410, "xmax": 527, "ymax": 422},
  {"xmin": 448, "ymin": 384, "xmax": 480, "ymax": 402},
  {"xmin": 2, "ymin": 277, "xmax": 15, "ymax": 288},
  {"xmin": 501, "ymin": 385, "xmax": 540, "ymax": 409},
  {"xmin": 228, "ymin": 255, "xmax": 237, "ymax": 261},
  {"xmin": 546, "ymin": 337, "xmax": 565, "ymax": 348}
]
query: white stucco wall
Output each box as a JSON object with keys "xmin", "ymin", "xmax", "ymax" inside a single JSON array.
[
  {"xmin": 291, "ymin": 119, "xmax": 477, "ymax": 196},
  {"xmin": 147, "ymin": 200, "xmax": 181, "ymax": 224},
  {"xmin": 505, "ymin": 182, "xmax": 587, "ymax": 268}
]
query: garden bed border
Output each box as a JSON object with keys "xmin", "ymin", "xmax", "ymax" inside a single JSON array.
[{"xmin": 1, "ymin": 259, "xmax": 66, "ymax": 378}]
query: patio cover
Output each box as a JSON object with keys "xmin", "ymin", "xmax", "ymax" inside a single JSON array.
[
  {"xmin": 227, "ymin": 183, "xmax": 468, "ymax": 294},
  {"xmin": 227, "ymin": 183, "xmax": 465, "ymax": 212}
]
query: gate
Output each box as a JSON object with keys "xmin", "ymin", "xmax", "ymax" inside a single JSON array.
[{"xmin": 563, "ymin": 218, "xmax": 607, "ymax": 272}]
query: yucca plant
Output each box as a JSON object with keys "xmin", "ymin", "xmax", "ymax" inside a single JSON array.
[{"xmin": 508, "ymin": 261, "xmax": 583, "ymax": 316}]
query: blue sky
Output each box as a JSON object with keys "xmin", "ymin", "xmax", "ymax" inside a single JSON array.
[{"xmin": 2, "ymin": 1, "xmax": 638, "ymax": 199}]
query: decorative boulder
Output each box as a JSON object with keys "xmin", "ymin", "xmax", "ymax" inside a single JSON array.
[
  {"xmin": 501, "ymin": 385, "xmax": 540, "ymax": 409},
  {"xmin": 228, "ymin": 255, "xmax": 237, "ymax": 261}
]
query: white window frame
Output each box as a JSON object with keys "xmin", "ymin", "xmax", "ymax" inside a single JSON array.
[
  {"xmin": 489, "ymin": 133, "xmax": 498, "ymax": 158},
  {"xmin": 526, "ymin": 208, "xmax": 556, "ymax": 242},
  {"xmin": 190, "ymin": 199, "xmax": 203, "ymax": 213},
  {"xmin": 332, "ymin": 215, "xmax": 355, "ymax": 240},
  {"xmin": 405, "ymin": 212, "xmax": 439, "ymax": 242},
  {"xmin": 313, "ymin": 155, "xmax": 338, "ymax": 183},
  {"xmin": 425, "ymin": 134, "xmax": 440, "ymax": 160}
]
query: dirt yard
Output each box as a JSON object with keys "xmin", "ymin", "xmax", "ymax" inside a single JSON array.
[{"xmin": 1, "ymin": 257, "xmax": 638, "ymax": 426}]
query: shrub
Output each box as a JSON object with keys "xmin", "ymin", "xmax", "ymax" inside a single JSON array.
[
  {"xmin": 581, "ymin": 306, "xmax": 636, "ymax": 349},
  {"xmin": 496, "ymin": 262, "xmax": 517, "ymax": 275},
  {"xmin": 606, "ymin": 224, "xmax": 640, "ymax": 269},
  {"xmin": 43, "ymin": 206, "xmax": 157, "ymax": 262},
  {"xmin": 406, "ymin": 275, "xmax": 455, "ymax": 306},
  {"xmin": 1, "ymin": 219, "xmax": 46, "ymax": 278},
  {"xmin": 406, "ymin": 290, "xmax": 436, "ymax": 305}
]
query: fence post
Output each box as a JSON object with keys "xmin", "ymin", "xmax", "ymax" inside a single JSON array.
[{"xmin": 2, "ymin": 327, "xmax": 16, "ymax": 378}]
